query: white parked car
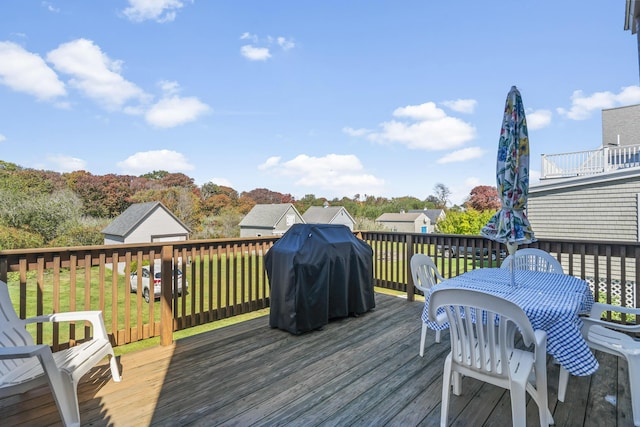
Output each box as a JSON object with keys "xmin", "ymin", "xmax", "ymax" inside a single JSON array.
[{"xmin": 130, "ymin": 266, "xmax": 188, "ymax": 303}]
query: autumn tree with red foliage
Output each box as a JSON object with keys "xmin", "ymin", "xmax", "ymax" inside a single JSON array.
[
  {"xmin": 241, "ymin": 188, "xmax": 295, "ymax": 204},
  {"xmin": 465, "ymin": 185, "xmax": 501, "ymax": 211}
]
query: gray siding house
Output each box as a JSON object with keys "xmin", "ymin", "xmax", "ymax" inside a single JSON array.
[
  {"xmin": 376, "ymin": 212, "xmax": 429, "ymax": 233},
  {"xmin": 528, "ymin": 168, "xmax": 640, "ymax": 243},
  {"xmin": 102, "ymin": 201, "xmax": 190, "ymax": 245},
  {"xmin": 302, "ymin": 206, "xmax": 356, "ymax": 230},
  {"xmin": 239, "ymin": 203, "xmax": 304, "ymax": 237},
  {"xmin": 530, "ymin": 102, "xmax": 640, "ymax": 243}
]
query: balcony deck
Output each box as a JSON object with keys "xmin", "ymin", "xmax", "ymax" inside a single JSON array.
[{"xmin": 1, "ymin": 292, "xmax": 632, "ymax": 426}]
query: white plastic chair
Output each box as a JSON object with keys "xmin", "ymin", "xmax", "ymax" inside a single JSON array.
[
  {"xmin": 501, "ymin": 248, "xmax": 564, "ymax": 274},
  {"xmin": 410, "ymin": 253, "xmax": 447, "ymax": 352},
  {"xmin": 558, "ymin": 302, "xmax": 640, "ymax": 426},
  {"xmin": 428, "ymin": 287, "xmax": 550, "ymax": 427},
  {"xmin": 0, "ymin": 280, "xmax": 121, "ymax": 427}
]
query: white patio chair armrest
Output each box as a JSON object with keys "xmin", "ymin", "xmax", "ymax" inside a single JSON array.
[
  {"xmin": 582, "ymin": 316, "xmax": 640, "ymax": 334},
  {"xmin": 588, "ymin": 302, "xmax": 640, "ymax": 318},
  {"xmin": 26, "ymin": 311, "xmax": 110, "ymax": 340},
  {"xmin": 0, "ymin": 344, "xmax": 50, "ymax": 360}
]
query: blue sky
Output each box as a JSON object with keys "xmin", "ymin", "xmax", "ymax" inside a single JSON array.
[{"xmin": 0, "ymin": 1, "xmax": 639, "ymax": 206}]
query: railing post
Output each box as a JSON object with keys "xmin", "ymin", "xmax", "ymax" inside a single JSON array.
[
  {"xmin": 406, "ymin": 234, "xmax": 415, "ymax": 302},
  {"xmin": 160, "ymin": 245, "xmax": 174, "ymax": 346}
]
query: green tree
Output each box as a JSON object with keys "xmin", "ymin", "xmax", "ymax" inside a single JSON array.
[
  {"xmin": 0, "ymin": 189, "xmax": 83, "ymax": 243},
  {"xmin": 436, "ymin": 209, "xmax": 496, "ymax": 235}
]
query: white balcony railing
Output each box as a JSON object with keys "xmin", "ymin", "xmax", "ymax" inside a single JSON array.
[{"xmin": 541, "ymin": 144, "xmax": 640, "ymax": 179}]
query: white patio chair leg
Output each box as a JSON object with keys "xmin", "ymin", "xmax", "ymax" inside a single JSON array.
[
  {"xmin": 40, "ymin": 356, "xmax": 81, "ymax": 427},
  {"xmin": 558, "ymin": 366, "xmax": 569, "ymax": 402},
  {"xmin": 509, "ymin": 381, "xmax": 527, "ymax": 427},
  {"xmin": 108, "ymin": 351, "xmax": 122, "ymax": 382},
  {"xmin": 435, "ymin": 328, "xmax": 441, "ymax": 343},
  {"xmin": 440, "ymin": 355, "xmax": 453, "ymax": 427},
  {"xmin": 626, "ymin": 354, "xmax": 640, "ymax": 427},
  {"xmin": 420, "ymin": 323, "xmax": 427, "ymax": 356}
]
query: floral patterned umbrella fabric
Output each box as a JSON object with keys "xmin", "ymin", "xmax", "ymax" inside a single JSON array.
[{"xmin": 481, "ymin": 86, "xmax": 535, "ymax": 264}]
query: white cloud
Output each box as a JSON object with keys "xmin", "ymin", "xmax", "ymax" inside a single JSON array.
[
  {"xmin": 42, "ymin": 2, "xmax": 60, "ymax": 13},
  {"xmin": 122, "ymin": 0, "xmax": 189, "ymax": 23},
  {"xmin": 343, "ymin": 127, "xmax": 370, "ymax": 137},
  {"xmin": 442, "ymin": 98, "xmax": 477, "ymax": 114},
  {"xmin": 240, "ymin": 32, "xmax": 258, "ymax": 43},
  {"xmin": 47, "ymin": 154, "xmax": 87, "ymax": 172},
  {"xmin": 0, "ymin": 133, "xmax": 6, "ymax": 142},
  {"xmin": 0, "ymin": 41, "xmax": 66, "ymax": 100},
  {"xmin": 367, "ymin": 101, "xmax": 476, "ymax": 150},
  {"xmin": 240, "ymin": 45, "xmax": 271, "ymax": 61},
  {"xmin": 277, "ymin": 37, "xmax": 295, "ymax": 51},
  {"xmin": 526, "ymin": 109, "xmax": 552, "ymax": 130},
  {"xmin": 258, "ymin": 156, "xmax": 281, "ymax": 170},
  {"xmin": 557, "ymin": 86, "xmax": 640, "ymax": 120},
  {"xmin": 259, "ymin": 153, "xmax": 385, "ymax": 198},
  {"xmin": 117, "ymin": 149, "xmax": 194, "ymax": 174},
  {"xmin": 437, "ymin": 147, "xmax": 484, "ymax": 164},
  {"xmin": 239, "ymin": 33, "xmax": 295, "ymax": 61},
  {"xmin": 145, "ymin": 95, "xmax": 210, "ymax": 128},
  {"xmin": 46, "ymin": 38, "xmax": 148, "ymax": 111}
]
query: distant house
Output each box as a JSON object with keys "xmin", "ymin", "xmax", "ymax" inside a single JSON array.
[
  {"xmin": 239, "ymin": 203, "xmax": 305, "ymax": 237},
  {"xmin": 102, "ymin": 201, "xmax": 190, "ymax": 245},
  {"xmin": 302, "ymin": 205, "xmax": 356, "ymax": 230},
  {"xmin": 376, "ymin": 211, "xmax": 429, "ymax": 233},
  {"xmin": 408, "ymin": 209, "xmax": 446, "ymax": 233}
]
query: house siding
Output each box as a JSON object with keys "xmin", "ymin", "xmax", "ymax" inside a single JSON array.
[
  {"xmin": 125, "ymin": 208, "xmax": 189, "ymax": 243},
  {"xmin": 376, "ymin": 213, "xmax": 429, "ymax": 233},
  {"xmin": 330, "ymin": 211, "xmax": 355, "ymax": 230},
  {"xmin": 273, "ymin": 207, "xmax": 304, "ymax": 235},
  {"xmin": 239, "ymin": 204, "xmax": 305, "ymax": 237},
  {"xmin": 528, "ymin": 175, "xmax": 640, "ymax": 242}
]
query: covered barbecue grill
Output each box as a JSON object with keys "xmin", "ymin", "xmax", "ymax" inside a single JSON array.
[{"xmin": 265, "ymin": 223, "xmax": 375, "ymax": 334}]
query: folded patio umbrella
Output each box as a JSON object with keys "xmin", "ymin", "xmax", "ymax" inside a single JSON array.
[{"xmin": 480, "ymin": 86, "xmax": 536, "ymax": 284}]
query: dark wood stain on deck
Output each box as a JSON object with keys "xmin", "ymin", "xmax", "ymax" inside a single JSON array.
[{"xmin": 0, "ymin": 293, "xmax": 633, "ymax": 426}]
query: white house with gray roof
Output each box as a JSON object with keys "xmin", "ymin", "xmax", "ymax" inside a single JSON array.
[
  {"xmin": 376, "ymin": 212, "xmax": 429, "ymax": 233},
  {"xmin": 302, "ymin": 206, "xmax": 355, "ymax": 230},
  {"xmin": 102, "ymin": 201, "xmax": 190, "ymax": 245},
  {"xmin": 239, "ymin": 203, "xmax": 305, "ymax": 237}
]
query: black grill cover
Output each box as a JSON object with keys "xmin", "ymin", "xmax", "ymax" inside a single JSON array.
[{"xmin": 265, "ymin": 223, "xmax": 375, "ymax": 334}]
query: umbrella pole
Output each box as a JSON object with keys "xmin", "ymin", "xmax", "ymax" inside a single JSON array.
[{"xmin": 506, "ymin": 242, "xmax": 518, "ymax": 287}]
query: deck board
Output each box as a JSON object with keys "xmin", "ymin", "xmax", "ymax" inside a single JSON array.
[{"xmin": 0, "ymin": 292, "xmax": 631, "ymax": 426}]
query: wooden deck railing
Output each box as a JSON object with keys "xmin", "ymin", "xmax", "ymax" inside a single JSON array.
[{"xmin": 1, "ymin": 232, "xmax": 638, "ymax": 350}]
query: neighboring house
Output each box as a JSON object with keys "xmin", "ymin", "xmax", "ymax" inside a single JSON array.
[
  {"xmin": 239, "ymin": 203, "xmax": 305, "ymax": 237},
  {"xmin": 408, "ymin": 209, "xmax": 446, "ymax": 233},
  {"xmin": 102, "ymin": 201, "xmax": 190, "ymax": 245},
  {"xmin": 529, "ymin": 103, "xmax": 640, "ymax": 243},
  {"xmin": 528, "ymin": 168, "xmax": 640, "ymax": 243},
  {"xmin": 302, "ymin": 205, "xmax": 356, "ymax": 230},
  {"xmin": 376, "ymin": 211, "xmax": 429, "ymax": 233}
]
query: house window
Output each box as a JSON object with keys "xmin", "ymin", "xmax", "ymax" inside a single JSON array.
[{"xmin": 286, "ymin": 214, "xmax": 295, "ymax": 226}]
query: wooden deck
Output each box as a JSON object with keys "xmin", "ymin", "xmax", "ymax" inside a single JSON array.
[{"xmin": 0, "ymin": 293, "xmax": 634, "ymax": 426}]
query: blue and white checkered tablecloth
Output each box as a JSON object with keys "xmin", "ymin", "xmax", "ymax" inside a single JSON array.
[{"xmin": 421, "ymin": 268, "xmax": 598, "ymax": 376}]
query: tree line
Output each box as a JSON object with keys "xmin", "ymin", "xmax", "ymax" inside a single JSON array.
[{"xmin": 0, "ymin": 161, "xmax": 501, "ymax": 249}]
